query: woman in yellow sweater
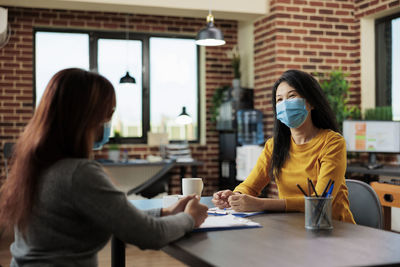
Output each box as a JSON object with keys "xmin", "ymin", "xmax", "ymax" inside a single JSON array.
[{"xmin": 212, "ymin": 69, "xmax": 355, "ymax": 223}]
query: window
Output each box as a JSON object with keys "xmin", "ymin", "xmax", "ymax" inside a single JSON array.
[
  {"xmin": 375, "ymin": 13, "xmax": 400, "ymax": 120},
  {"xmin": 150, "ymin": 37, "xmax": 198, "ymax": 141},
  {"xmin": 97, "ymin": 38, "xmax": 143, "ymax": 138},
  {"xmin": 34, "ymin": 29, "xmax": 200, "ymax": 143},
  {"xmin": 35, "ymin": 32, "xmax": 89, "ymax": 107}
]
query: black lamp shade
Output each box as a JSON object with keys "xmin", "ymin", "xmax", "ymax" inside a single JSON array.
[
  {"xmin": 195, "ymin": 22, "xmax": 226, "ymax": 46},
  {"xmin": 176, "ymin": 106, "xmax": 193, "ymax": 125},
  {"xmin": 119, "ymin": 71, "xmax": 136, "ymax": 84}
]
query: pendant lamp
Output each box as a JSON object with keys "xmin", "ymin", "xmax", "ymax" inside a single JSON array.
[
  {"xmin": 120, "ymin": 14, "xmax": 136, "ymax": 84},
  {"xmin": 120, "ymin": 71, "xmax": 136, "ymax": 83},
  {"xmin": 195, "ymin": 12, "xmax": 225, "ymax": 46},
  {"xmin": 176, "ymin": 107, "xmax": 193, "ymax": 125}
]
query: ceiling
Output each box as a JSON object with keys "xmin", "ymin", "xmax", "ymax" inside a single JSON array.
[{"xmin": 0, "ymin": 0, "xmax": 268, "ymax": 21}]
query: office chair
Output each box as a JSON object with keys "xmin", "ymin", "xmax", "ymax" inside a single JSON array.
[
  {"xmin": 3, "ymin": 142, "xmax": 14, "ymax": 179},
  {"xmin": 346, "ymin": 179, "xmax": 383, "ymax": 229}
]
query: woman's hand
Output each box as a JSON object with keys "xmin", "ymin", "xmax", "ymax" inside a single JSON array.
[
  {"xmin": 184, "ymin": 197, "xmax": 208, "ymax": 227},
  {"xmin": 161, "ymin": 195, "xmax": 196, "ymax": 216},
  {"xmin": 212, "ymin": 190, "xmax": 237, "ymax": 209},
  {"xmin": 228, "ymin": 194, "xmax": 264, "ymax": 212}
]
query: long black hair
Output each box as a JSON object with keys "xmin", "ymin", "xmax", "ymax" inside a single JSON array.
[{"xmin": 268, "ymin": 70, "xmax": 339, "ymax": 180}]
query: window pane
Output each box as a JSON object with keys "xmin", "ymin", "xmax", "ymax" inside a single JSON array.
[
  {"xmin": 150, "ymin": 37, "xmax": 198, "ymax": 141},
  {"xmin": 392, "ymin": 17, "xmax": 400, "ymax": 120},
  {"xmin": 98, "ymin": 39, "xmax": 143, "ymax": 138},
  {"xmin": 35, "ymin": 32, "xmax": 89, "ymax": 106}
]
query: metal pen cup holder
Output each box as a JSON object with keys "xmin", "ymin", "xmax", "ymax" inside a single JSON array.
[{"xmin": 305, "ymin": 196, "xmax": 333, "ymax": 230}]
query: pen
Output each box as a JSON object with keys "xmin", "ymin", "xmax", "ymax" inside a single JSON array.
[
  {"xmin": 308, "ymin": 178, "xmax": 318, "ymax": 197},
  {"xmin": 315, "ymin": 182, "xmax": 335, "ymax": 226},
  {"xmin": 296, "ymin": 184, "xmax": 308, "ymax": 197},
  {"xmin": 326, "ymin": 182, "xmax": 335, "ymax": 197},
  {"xmin": 321, "ymin": 179, "xmax": 332, "ymax": 197},
  {"xmin": 307, "ymin": 178, "xmax": 311, "ymax": 197}
]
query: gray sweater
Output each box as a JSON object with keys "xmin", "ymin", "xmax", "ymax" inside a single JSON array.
[{"xmin": 10, "ymin": 158, "xmax": 194, "ymax": 267}]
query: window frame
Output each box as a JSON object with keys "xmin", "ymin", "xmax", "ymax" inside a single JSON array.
[
  {"xmin": 33, "ymin": 28, "xmax": 201, "ymax": 144},
  {"xmin": 375, "ymin": 12, "xmax": 400, "ymax": 107}
]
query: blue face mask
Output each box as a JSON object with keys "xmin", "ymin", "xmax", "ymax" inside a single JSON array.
[
  {"xmin": 276, "ymin": 98, "xmax": 308, "ymax": 129},
  {"xmin": 93, "ymin": 121, "xmax": 111, "ymax": 150}
]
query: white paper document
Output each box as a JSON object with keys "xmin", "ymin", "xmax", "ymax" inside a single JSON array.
[
  {"xmin": 207, "ymin": 207, "xmax": 264, "ymax": 217},
  {"xmin": 194, "ymin": 214, "xmax": 261, "ymax": 232}
]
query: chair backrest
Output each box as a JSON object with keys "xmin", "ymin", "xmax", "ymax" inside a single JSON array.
[{"xmin": 346, "ymin": 179, "xmax": 383, "ymax": 229}]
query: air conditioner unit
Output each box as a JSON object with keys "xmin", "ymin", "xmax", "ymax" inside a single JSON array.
[{"xmin": 0, "ymin": 7, "xmax": 11, "ymax": 49}]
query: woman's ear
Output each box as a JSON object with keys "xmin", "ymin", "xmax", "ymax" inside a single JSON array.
[{"xmin": 305, "ymin": 100, "xmax": 314, "ymax": 111}]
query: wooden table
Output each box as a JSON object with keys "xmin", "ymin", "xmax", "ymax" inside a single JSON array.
[
  {"xmin": 112, "ymin": 197, "xmax": 400, "ymax": 267},
  {"xmin": 164, "ymin": 212, "xmax": 400, "ymax": 267}
]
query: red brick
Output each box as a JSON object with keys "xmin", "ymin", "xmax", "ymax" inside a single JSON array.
[
  {"xmin": 310, "ymin": 1, "xmax": 324, "ymax": 7},
  {"xmin": 287, "ymin": 7, "xmax": 300, "ymax": 12},
  {"xmin": 320, "ymin": 23, "xmax": 333, "ymax": 29},
  {"xmin": 336, "ymin": 10, "xmax": 350, "ymax": 16},
  {"xmin": 303, "ymin": 8, "xmax": 317, "ymax": 13},
  {"xmin": 326, "ymin": 2, "xmax": 340, "ymax": 8},
  {"xmin": 389, "ymin": 0, "xmax": 400, "ymax": 7},
  {"xmin": 319, "ymin": 9, "xmax": 333, "ymax": 15}
]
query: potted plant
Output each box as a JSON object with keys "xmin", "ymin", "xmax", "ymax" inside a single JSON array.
[
  {"xmin": 364, "ymin": 106, "xmax": 392, "ymax": 120},
  {"xmin": 210, "ymin": 85, "xmax": 230, "ymax": 124},
  {"xmin": 108, "ymin": 130, "xmax": 121, "ymax": 162},
  {"xmin": 316, "ymin": 69, "xmax": 361, "ymax": 132}
]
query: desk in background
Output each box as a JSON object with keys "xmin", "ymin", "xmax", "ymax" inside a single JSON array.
[
  {"xmin": 101, "ymin": 159, "xmax": 204, "ymax": 198},
  {"xmin": 346, "ymin": 163, "xmax": 400, "ymax": 178},
  {"xmin": 113, "ymin": 197, "xmax": 400, "ymax": 267},
  {"xmin": 175, "ymin": 160, "xmax": 204, "ymax": 178}
]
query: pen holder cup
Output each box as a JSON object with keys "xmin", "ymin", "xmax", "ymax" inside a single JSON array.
[{"xmin": 305, "ymin": 196, "xmax": 333, "ymax": 230}]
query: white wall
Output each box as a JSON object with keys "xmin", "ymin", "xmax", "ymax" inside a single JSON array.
[{"xmin": 238, "ymin": 20, "xmax": 255, "ymax": 89}]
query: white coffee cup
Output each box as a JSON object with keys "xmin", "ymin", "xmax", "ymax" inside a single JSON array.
[{"xmin": 182, "ymin": 178, "xmax": 204, "ymax": 196}]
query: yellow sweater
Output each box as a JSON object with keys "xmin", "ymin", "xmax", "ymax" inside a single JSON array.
[{"xmin": 234, "ymin": 129, "xmax": 355, "ymax": 223}]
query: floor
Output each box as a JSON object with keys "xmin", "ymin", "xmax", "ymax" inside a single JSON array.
[{"xmin": 0, "ymin": 229, "xmax": 186, "ymax": 267}]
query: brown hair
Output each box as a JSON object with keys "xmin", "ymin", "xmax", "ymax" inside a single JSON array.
[{"xmin": 0, "ymin": 68, "xmax": 115, "ymax": 231}]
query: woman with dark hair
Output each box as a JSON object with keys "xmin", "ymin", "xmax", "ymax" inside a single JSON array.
[
  {"xmin": 0, "ymin": 68, "xmax": 208, "ymax": 266},
  {"xmin": 212, "ymin": 69, "xmax": 355, "ymax": 223}
]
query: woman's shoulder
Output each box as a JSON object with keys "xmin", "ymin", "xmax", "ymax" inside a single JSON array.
[
  {"xmin": 265, "ymin": 137, "xmax": 274, "ymax": 149},
  {"xmin": 319, "ymin": 129, "xmax": 346, "ymax": 146},
  {"xmin": 52, "ymin": 158, "xmax": 101, "ymax": 170},
  {"xmin": 45, "ymin": 158, "xmax": 103, "ymax": 180}
]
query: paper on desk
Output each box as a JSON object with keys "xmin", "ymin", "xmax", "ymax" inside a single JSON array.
[
  {"xmin": 193, "ymin": 214, "xmax": 261, "ymax": 232},
  {"xmin": 207, "ymin": 207, "xmax": 265, "ymax": 217}
]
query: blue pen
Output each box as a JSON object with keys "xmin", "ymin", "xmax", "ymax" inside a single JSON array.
[
  {"xmin": 315, "ymin": 181, "xmax": 335, "ymax": 226},
  {"xmin": 326, "ymin": 182, "xmax": 335, "ymax": 197}
]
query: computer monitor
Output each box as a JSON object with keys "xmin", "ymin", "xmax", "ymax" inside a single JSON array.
[{"xmin": 342, "ymin": 120, "xmax": 400, "ymax": 169}]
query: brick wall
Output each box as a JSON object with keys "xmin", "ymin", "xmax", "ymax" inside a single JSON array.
[
  {"xmin": 0, "ymin": 6, "xmax": 238, "ymax": 196},
  {"xmin": 254, "ymin": 0, "xmax": 360, "ymax": 137}
]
